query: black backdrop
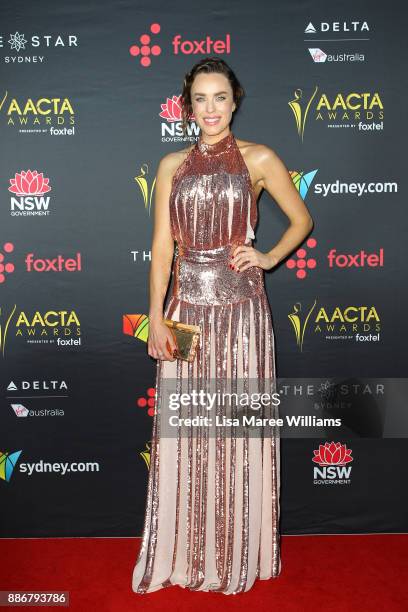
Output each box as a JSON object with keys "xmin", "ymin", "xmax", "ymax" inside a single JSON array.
[{"xmin": 1, "ymin": 0, "xmax": 407, "ymax": 537}]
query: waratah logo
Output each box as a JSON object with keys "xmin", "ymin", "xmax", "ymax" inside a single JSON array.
[
  {"xmin": 159, "ymin": 94, "xmax": 195, "ymax": 123},
  {"xmin": 8, "ymin": 170, "xmax": 51, "ymax": 195},
  {"xmin": 312, "ymin": 441, "xmax": 353, "ymax": 466},
  {"xmin": 159, "ymin": 95, "xmax": 183, "ymax": 122}
]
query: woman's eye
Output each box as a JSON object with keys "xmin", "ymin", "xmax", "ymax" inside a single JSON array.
[{"xmin": 195, "ymin": 96, "xmax": 226, "ymax": 102}]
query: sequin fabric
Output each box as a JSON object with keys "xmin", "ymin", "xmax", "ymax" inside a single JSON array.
[{"xmin": 132, "ymin": 131, "xmax": 281, "ymax": 595}]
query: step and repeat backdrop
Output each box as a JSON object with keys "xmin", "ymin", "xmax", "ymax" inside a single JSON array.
[{"xmin": 1, "ymin": 0, "xmax": 407, "ymax": 537}]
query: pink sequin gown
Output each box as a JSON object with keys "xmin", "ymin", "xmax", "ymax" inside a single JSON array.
[{"xmin": 132, "ymin": 131, "xmax": 281, "ymax": 595}]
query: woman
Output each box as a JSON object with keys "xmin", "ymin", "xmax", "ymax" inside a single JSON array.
[{"xmin": 132, "ymin": 56, "xmax": 313, "ymax": 595}]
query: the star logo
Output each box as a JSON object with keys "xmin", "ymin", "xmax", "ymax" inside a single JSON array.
[{"xmin": 8, "ymin": 31, "xmax": 27, "ymax": 52}]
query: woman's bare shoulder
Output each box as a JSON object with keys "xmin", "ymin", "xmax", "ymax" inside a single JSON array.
[
  {"xmin": 235, "ymin": 136, "xmax": 279, "ymax": 164},
  {"xmin": 235, "ymin": 136, "xmax": 283, "ymax": 190}
]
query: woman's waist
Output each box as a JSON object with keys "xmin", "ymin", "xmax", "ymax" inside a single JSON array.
[
  {"xmin": 172, "ymin": 242, "xmax": 264, "ymax": 306},
  {"xmin": 175, "ymin": 241, "xmax": 251, "ymax": 264}
]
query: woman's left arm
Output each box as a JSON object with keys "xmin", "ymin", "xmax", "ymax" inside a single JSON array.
[{"xmin": 232, "ymin": 145, "xmax": 314, "ymax": 272}]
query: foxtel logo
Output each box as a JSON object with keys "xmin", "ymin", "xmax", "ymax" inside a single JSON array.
[{"xmin": 129, "ymin": 21, "xmax": 231, "ymax": 68}]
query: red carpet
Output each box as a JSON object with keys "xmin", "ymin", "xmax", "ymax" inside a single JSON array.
[{"xmin": 1, "ymin": 535, "xmax": 407, "ymax": 611}]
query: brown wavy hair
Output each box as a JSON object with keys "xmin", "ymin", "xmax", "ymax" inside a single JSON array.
[{"xmin": 180, "ymin": 56, "xmax": 245, "ymax": 136}]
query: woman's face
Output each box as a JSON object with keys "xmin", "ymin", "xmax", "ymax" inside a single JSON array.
[{"xmin": 190, "ymin": 72, "xmax": 236, "ymax": 137}]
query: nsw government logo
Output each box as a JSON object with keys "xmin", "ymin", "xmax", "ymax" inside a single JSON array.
[{"xmin": 312, "ymin": 441, "xmax": 353, "ymax": 485}]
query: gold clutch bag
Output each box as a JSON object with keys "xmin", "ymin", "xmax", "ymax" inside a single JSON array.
[{"xmin": 163, "ymin": 318, "xmax": 201, "ymax": 362}]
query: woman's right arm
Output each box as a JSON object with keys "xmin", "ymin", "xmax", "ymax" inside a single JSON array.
[{"xmin": 147, "ymin": 154, "xmax": 179, "ymax": 362}]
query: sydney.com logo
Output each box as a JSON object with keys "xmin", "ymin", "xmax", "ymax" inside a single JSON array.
[{"xmin": 0, "ymin": 449, "xmax": 100, "ymax": 482}]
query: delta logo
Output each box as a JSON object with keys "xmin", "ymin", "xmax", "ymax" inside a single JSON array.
[
  {"xmin": 312, "ymin": 441, "xmax": 353, "ymax": 485},
  {"xmin": 0, "ymin": 306, "xmax": 81, "ymax": 355},
  {"xmin": 304, "ymin": 21, "xmax": 370, "ymax": 34},
  {"xmin": 8, "ymin": 169, "xmax": 53, "ymax": 216},
  {"xmin": 288, "ymin": 85, "xmax": 384, "ymax": 141},
  {"xmin": 129, "ymin": 22, "xmax": 231, "ymax": 68},
  {"xmin": 0, "ymin": 91, "xmax": 76, "ymax": 134},
  {"xmin": 288, "ymin": 300, "xmax": 381, "ymax": 351},
  {"xmin": 8, "ymin": 379, "xmax": 69, "ymax": 393}
]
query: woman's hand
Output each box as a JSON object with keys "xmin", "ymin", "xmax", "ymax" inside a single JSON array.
[
  {"xmin": 148, "ymin": 318, "xmax": 178, "ymax": 361},
  {"xmin": 229, "ymin": 245, "xmax": 279, "ymax": 272}
]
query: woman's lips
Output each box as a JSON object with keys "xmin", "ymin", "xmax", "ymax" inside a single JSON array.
[{"xmin": 203, "ymin": 117, "xmax": 221, "ymax": 125}]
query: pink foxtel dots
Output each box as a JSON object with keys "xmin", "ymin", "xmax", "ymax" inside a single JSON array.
[
  {"xmin": 286, "ymin": 237, "xmax": 317, "ymax": 279},
  {"xmin": 137, "ymin": 387, "xmax": 156, "ymax": 416},
  {"xmin": 0, "ymin": 242, "xmax": 15, "ymax": 283},
  {"xmin": 129, "ymin": 23, "xmax": 161, "ymax": 67}
]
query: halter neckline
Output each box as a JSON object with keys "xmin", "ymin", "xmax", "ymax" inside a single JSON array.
[{"xmin": 197, "ymin": 131, "xmax": 235, "ymax": 156}]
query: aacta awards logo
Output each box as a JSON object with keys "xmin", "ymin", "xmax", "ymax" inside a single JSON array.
[
  {"xmin": 288, "ymin": 298, "xmax": 381, "ymax": 351},
  {"xmin": 288, "ymin": 300, "xmax": 381, "ymax": 350},
  {"xmin": 0, "ymin": 91, "xmax": 75, "ymax": 135},
  {"xmin": 134, "ymin": 164, "xmax": 156, "ymax": 216},
  {"xmin": 312, "ymin": 441, "xmax": 353, "ymax": 485},
  {"xmin": 288, "ymin": 85, "xmax": 384, "ymax": 140},
  {"xmin": 8, "ymin": 169, "xmax": 52, "ymax": 216},
  {"xmin": 0, "ymin": 306, "xmax": 81, "ymax": 356}
]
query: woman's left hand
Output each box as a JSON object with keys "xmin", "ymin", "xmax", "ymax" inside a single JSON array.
[{"xmin": 229, "ymin": 245, "xmax": 279, "ymax": 272}]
